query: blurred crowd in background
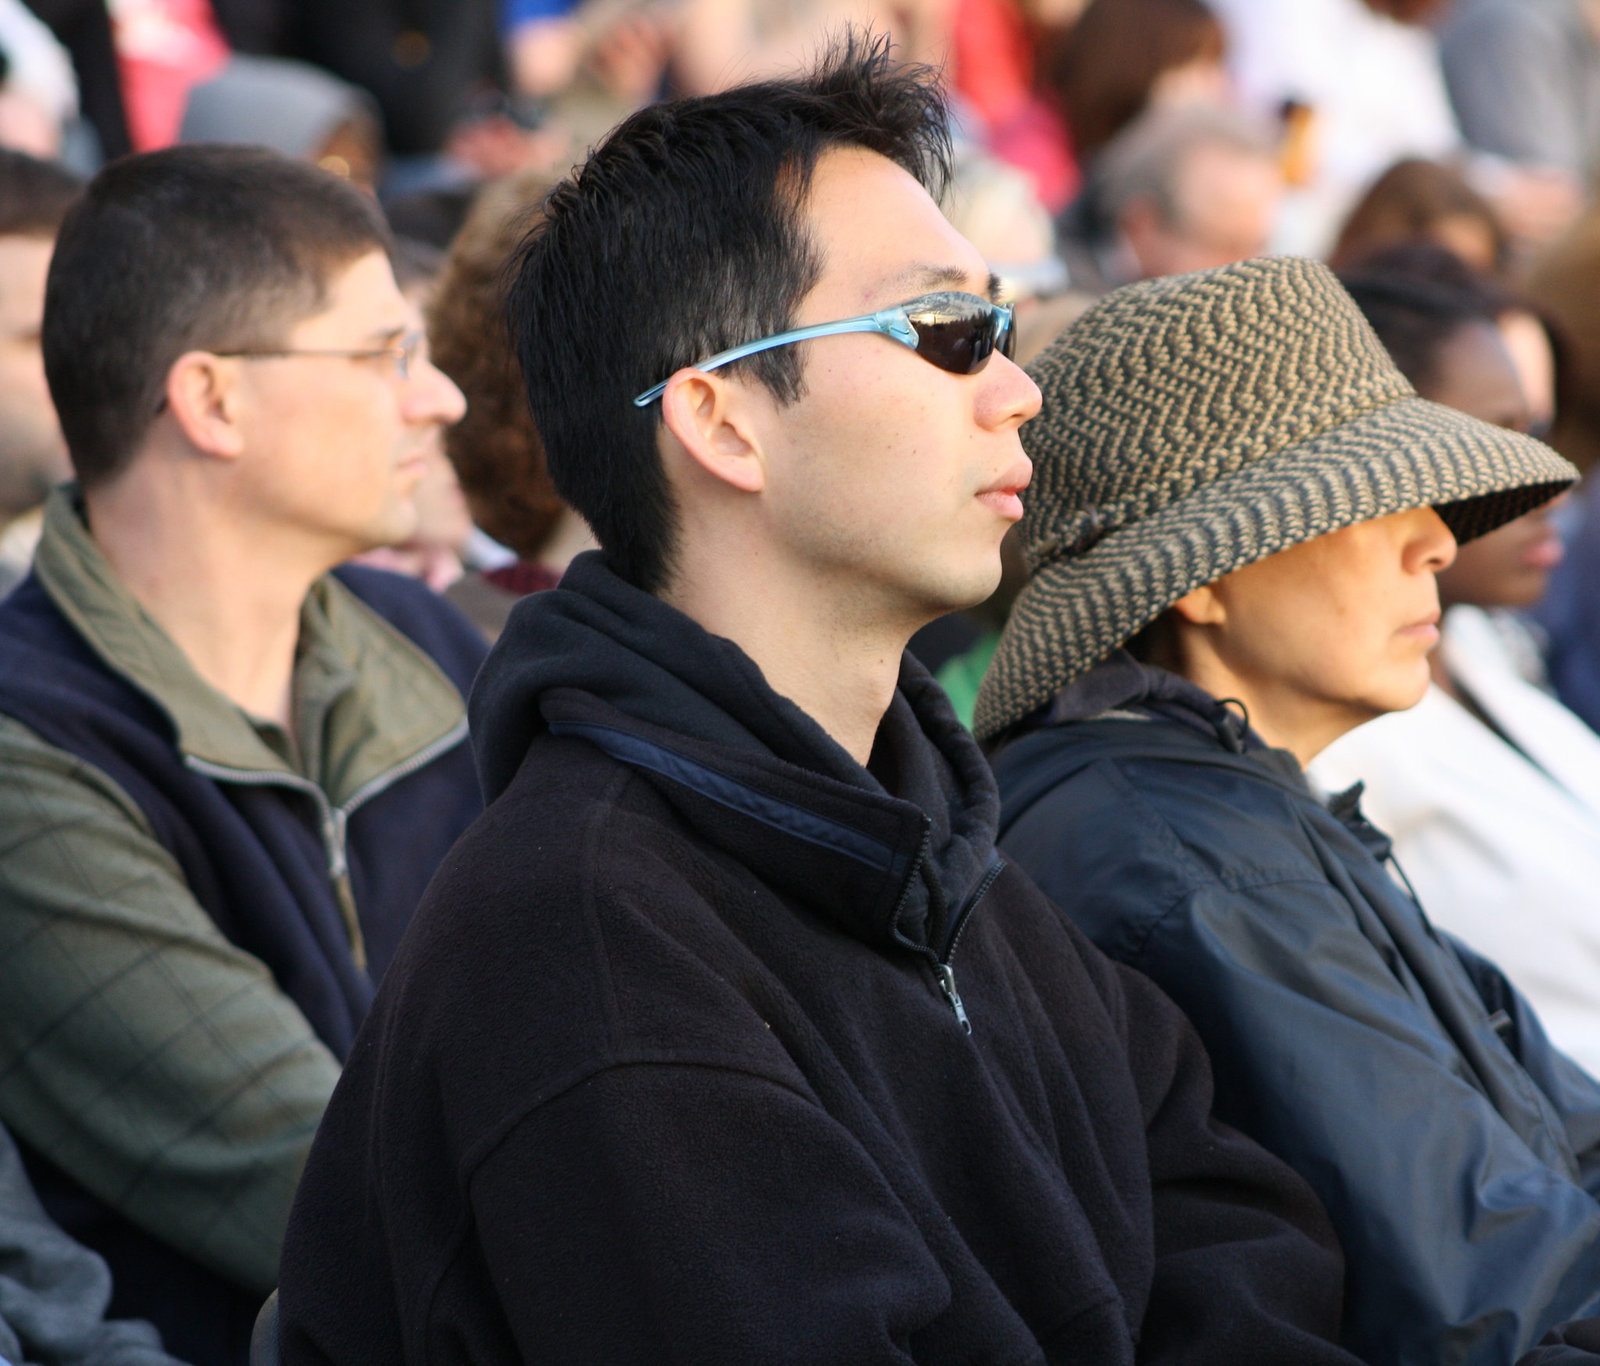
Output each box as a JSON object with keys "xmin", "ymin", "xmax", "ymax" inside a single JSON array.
[
  {"xmin": 9, "ymin": 0, "xmax": 1600, "ymax": 597},
  {"xmin": 6, "ymin": 0, "xmax": 1600, "ymax": 590}
]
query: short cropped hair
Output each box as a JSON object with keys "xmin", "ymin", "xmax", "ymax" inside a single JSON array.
[
  {"xmin": 506, "ymin": 33, "xmax": 952, "ymax": 592},
  {"xmin": 0, "ymin": 149, "xmax": 82, "ymax": 237},
  {"xmin": 43, "ymin": 144, "xmax": 392, "ymax": 487}
]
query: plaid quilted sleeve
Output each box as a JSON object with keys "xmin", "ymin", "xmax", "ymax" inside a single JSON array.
[{"xmin": 0, "ymin": 714, "xmax": 341, "ymax": 1297}]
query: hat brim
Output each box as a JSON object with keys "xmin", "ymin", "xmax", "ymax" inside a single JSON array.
[{"xmin": 974, "ymin": 393, "xmax": 1576, "ymax": 743}]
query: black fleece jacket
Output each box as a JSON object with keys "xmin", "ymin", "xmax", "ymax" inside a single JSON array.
[{"xmin": 278, "ymin": 553, "xmax": 1360, "ymax": 1364}]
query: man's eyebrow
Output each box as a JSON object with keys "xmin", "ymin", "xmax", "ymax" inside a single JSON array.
[
  {"xmin": 884, "ymin": 263, "xmax": 988, "ymax": 296},
  {"xmin": 363, "ymin": 322, "xmax": 411, "ymax": 345}
]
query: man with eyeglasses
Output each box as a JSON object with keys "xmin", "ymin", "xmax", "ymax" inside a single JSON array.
[
  {"xmin": 275, "ymin": 36, "xmax": 1361, "ymax": 1363},
  {"xmin": 0, "ymin": 144, "xmax": 486, "ymax": 1364}
]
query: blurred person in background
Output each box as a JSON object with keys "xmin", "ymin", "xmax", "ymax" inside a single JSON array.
[
  {"xmin": 1538, "ymin": 467, "xmax": 1600, "ymax": 736},
  {"xmin": 0, "ymin": 147, "xmax": 78, "ymax": 598},
  {"xmin": 0, "ymin": 145, "xmax": 484, "ymax": 1364},
  {"xmin": 178, "ymin": 53, "xmax": 383, "ymax": 189},
  {"xmin": 1207, "ymin": 0, "xmax": 1578, "ymax": 258},
  {"xmin": 1526, "ymin": 209, "xmax": 1600, "ymax": 474},
  {"xmin": 1438, "ymin": 0, "xmax": 1600, "ymax": 206},
  {"xmin": 1336, "ymin": 237, "xmax": 1558, "ymax": 429},
  {"xmin": 1311, "ymin": 261, "xmax": 1600, "ymax": 1076},
  {"xmin": 0, "ymin": 0, "xmax": 77, "ymax": 158},
  {"xmin": 425, "ymin": 167, "xmax": 594, "ymax": 639},
  {"xmin": 1524, "ymin": 209, "xmax": 1600, "ymax": 736},
  {"xmin": 1330, "ymin": 156, "xmax": 1508, "ymax": 275},
  {"xmin": 13, "ymin": 0, "xmax": 129, "ymax": 160},
  {"xmin": 1057, "ymin": 102, "xmax": 1281, "ymax": 292},
  {"xmin": 946, "ymin": 0, "xmax": 1088, "ymax": 211},
  {"xmin": 1037, "ymin": 0, "xmax": 1227, "ymax": 184},
  {"xmin": 235, "ymin": 0, "xmax": 505, "ymax": 168}
]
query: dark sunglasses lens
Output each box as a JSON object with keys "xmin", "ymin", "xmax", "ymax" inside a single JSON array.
[{"xmin": 908, "ymin": 299, "xmax": 1005, "ymax": 375}]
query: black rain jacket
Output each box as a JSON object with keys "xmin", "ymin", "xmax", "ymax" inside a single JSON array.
[{"xmin": 993, "ymin": 652, "xmax": 1600, "ymax": 1366}]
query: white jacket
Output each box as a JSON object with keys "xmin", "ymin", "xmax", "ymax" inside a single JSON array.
[{"xmin": 1312, "ymin": 606, "xmax": 1600, "ymax": 1077}]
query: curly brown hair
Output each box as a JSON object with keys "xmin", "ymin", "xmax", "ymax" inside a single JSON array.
[{"xmin": 427, "ymin": 168, "xmax": 567, "ymax": 560}]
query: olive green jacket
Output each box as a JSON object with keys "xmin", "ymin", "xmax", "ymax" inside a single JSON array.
[{"xmin": 0, "ymin": 492, "xmax": 470, "ymax": 1297}]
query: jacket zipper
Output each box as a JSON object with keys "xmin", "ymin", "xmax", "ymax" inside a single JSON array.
[
  {"xmin": 933, "ymin": 857, "xmax": 1006, "ymax": 1035},
  {"xmin": 889, "ymin": 820, "xmax": 1006, "ymax": 1037},
  {"xmin": 183, "ymin": 716, "xmax": 468, "ymax": 969}
]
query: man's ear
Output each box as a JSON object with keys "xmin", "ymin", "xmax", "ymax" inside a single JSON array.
[
  {"xmin": 658, "ymin": 369, "xmax": 766, "ymax": 494},
  {"xmin": 162, "ymin": 351, "xmax": 247, "ymax": 459},
  {"xmin": 1170, "ymin": 582, "xmax": 1225, "ymax": 627}
]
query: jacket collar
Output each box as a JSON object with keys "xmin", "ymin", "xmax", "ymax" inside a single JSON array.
[
  {"xmin": 474, "ymin": 552, "xmax": 999, "ymax": 955},
  {"xmin": 33, "ymin": 486, "xmax": 466, "ymax": 805},
  {"xmin": 1039, "ymin": 649, "xmax": 1306, "ymax": 786}
]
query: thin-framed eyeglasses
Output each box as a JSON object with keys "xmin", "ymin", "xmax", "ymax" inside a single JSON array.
[
  {"xmin": 152, "ymin": 331, "xmax": 428, "ymax": 415},
  {"xmin": 632, "ymin": 291, "xmax": 1015, "ymax": 408},
  {"xmin": 212, "ymin": 329, "xmax": 427, "ymax": 382}
]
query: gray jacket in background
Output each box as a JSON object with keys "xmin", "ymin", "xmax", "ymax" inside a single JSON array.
[
  {"xmin": 1439, "ymin": 0, "xmax": 1600, "ymax": 178},
  {"xmin": 0, "ymin": 1122, "xmax": 182, "ymax": 1366}
]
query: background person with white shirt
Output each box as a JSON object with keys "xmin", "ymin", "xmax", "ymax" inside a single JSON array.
[{"xmin": 1313, "ymin": 260, "xmax": 1600, "ymax": 1076}]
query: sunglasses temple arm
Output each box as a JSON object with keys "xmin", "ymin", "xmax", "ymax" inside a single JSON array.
[{"xmin": 631, "ymin": 314, "xmax": 902, "ymax": 408}]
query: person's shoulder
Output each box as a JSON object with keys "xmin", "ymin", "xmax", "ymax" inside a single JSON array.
[
  {"xmin": 996, "ymin": 717, "xmax": 1335, "ymax": 927},
  {"xmin": 1002, "ymin": 716, "xmax": 1304, "ymax": 842},
  {"xmin": 397, "ymin": 726, "xmax": 735, "ymax": 991},
  {"xmin": 1440, "ymin": 0, "xmax": 1566, "ymax": 44},
  {"xmin": 347, "ymin": 728, "xmax": 809, "ymax": 1146},
  {"xmin": 329, "ymin": 563, "xmax": 488, "ymax": 692}
]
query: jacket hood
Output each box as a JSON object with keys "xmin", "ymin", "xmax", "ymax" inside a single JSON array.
[{"xmin": 470, "ymin": 552, "xmax": 1000, "ymax": 955}]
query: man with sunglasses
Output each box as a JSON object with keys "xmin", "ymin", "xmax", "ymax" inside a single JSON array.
[
  {"xmin": 277, "ymin": 38, "xmax": 1361, "ymax": 1363},
  {"xmin": 0, "ymin": 145, "xmax": 486, "ymax": 1363}
]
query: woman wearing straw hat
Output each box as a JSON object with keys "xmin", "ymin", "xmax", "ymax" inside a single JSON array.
[{"xmin": 976, "ymin": 255, "xmax": 1599, "ymax": 1366}]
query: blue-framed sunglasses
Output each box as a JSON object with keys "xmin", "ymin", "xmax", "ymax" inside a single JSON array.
[{"xmin": 632, "ymin": 290, "xmax": 1016, "ymax": 407}]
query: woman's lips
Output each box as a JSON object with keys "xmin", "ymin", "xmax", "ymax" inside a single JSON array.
[
  {"xmin": 1520, "ymin": 534, "xmax": 1565, "ymax": 572},
  {"xmin": 1398, "ymin": 612, "xmax": 1441, "ymax": 644}
]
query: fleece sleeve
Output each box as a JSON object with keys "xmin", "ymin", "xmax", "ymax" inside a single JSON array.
[
  {"xmin": 468, "ymin": 1062, "xmax": 952, "ymax": 1363},
  {"xmin": 0, "ymin": 715, "xmax": 341, "ymax": 1297}
]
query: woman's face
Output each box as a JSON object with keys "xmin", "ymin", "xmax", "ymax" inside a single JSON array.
[
  {"xmin": 1424, "ymin": 317, "xmax": 1565, "ymax": 610},
  {"xmin": 1173, "ymin": 506, "xmax": 1457, "ymax": 761}
]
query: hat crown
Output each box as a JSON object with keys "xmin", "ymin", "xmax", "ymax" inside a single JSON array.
[{"xmin": 1021, "ymin": 256, "xmax": 1410, "ymax": 571}]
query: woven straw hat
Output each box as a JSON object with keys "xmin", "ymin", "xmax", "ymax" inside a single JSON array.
[{"xmin": 973, "ymin": 256, "xmax": 1577, "ymax": 743}]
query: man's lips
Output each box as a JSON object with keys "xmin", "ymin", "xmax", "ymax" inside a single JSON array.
[{"xmin": 978, "ymin": 460, "xmax": 1033, "ymax": 520}]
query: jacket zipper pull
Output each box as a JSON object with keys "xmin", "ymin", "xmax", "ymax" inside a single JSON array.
[{"xmin": 935, "ymin": 962, "xmax": 972, "ymax": 1035}]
